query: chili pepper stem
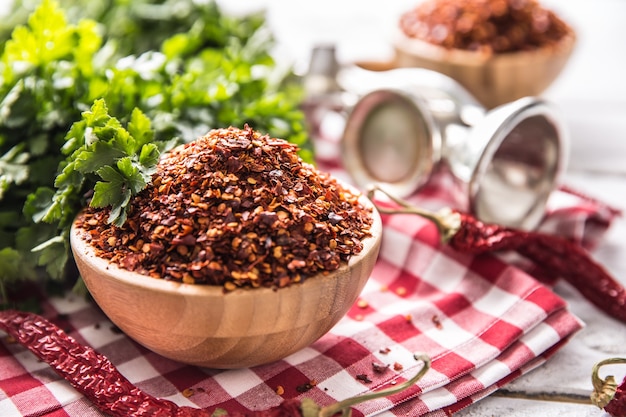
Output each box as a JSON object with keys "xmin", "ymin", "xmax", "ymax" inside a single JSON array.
[
  {"xmin": 366, "ymin": 185, "xmax": 461, "ymax": 243},
  {"xmin": 313, "ymin": 353, "xmax": 431, "ymax": 417},
  {"xmin": 590, "ymin": 357, "xmax": 626, "ymax": 409}
]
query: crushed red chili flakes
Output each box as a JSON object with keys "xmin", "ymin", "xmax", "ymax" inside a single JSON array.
[
  {"xmin": 356, "ymin": 374, "xmax": 373, "ymax": 384},
  {"xmin": 372, "ymin": 362, "xmax": 390, "ymax": 373},
  {"xmin": 76, "ymin": 126, "xmax": 373, "ymax": 290},
  {"xmin": 395, "ymin": 287, "xmax": 407, "ymax": 296},
  {"xmin": 296, "ymin": 380, "xmax": 317, "ymax": 393},
  {"xmin": 399, "ymin": 0, "xmax": 571, "ymax": 54}
]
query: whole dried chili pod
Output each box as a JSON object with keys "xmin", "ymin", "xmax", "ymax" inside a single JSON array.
[
  {"xmin": 0, "ymin": 310, "xmax": 206, "ymax": 417},
  {"xmin": 449, "ymin": 211, "xmax": 626, "ymax": 323},
  {"xmin": 368, "ymin": 185, "xmax": 626, "ymax": 324},
  {"xmin": 590, "ymin": 358, "xmax": 626, "ymax": 416},
  {"xmin": 0, "ymin": 309, "xmax": 430, "ymax": 417}
]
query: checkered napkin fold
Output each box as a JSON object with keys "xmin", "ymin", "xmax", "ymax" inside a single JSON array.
[{"xmin": 0, "ymin": 167, "xmax": 618, "ymax": 417}]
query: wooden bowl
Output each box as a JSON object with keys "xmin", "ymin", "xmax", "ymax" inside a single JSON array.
[
  {"xmin": 70, "ymin": 193, "xmax": 382, "ymax": 369},
  {"xmin": 393, "ymin": 29, "xmax": 576, "ymax": 109}
]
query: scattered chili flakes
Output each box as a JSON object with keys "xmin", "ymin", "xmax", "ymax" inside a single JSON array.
[
  {"xmin": 357, "ymin": 299, "xmax": 369, "ymax": 308},
  {"xmin": 379, "ymin": 347, "xmax": 391, "ymax": 354},
  {"xmin": 354, "ymin": 314, "xmax": 364, "ymax": 321},
  {"xmin": 399, "ymin": 0, "xmax": 572, "ymax": 54},
  {"xmin": 372, "ymin": 362, "xmax": 390, "ymax": 373},
  {"xmin": 181, "ymin": 388, "xmax": 194, "ymax": 398},
  {"xmin": 76, "ymin": 126, "xmax": 374, "ymax": 290},
  {"xmin": 275, "ymin": 385, "xmax": 285, "ymax": 396},
  {"xmin": 356, "ymin": 374, "xmax": 373, "ymax": 383},
  {"xmin": 395, "ymin": 287, "xmax": 407, "ymax": 296},
  {"xmin": 379, "ymin": 285, "xmax": 388, "ymax": 292},
  {"xmin": 405, "ymin": 314, "xmax": 412, "ymax": 322},
  {"xmin": 432, "ymin": 314, "xmax": 443, "ymax": 329},
  {"xmin": 296, "ymin": 379, "xmax": 318, "ymax": 393},
  {"xmin": 394, "ymin": 362, "xmax": 404, "ymax": 371}
]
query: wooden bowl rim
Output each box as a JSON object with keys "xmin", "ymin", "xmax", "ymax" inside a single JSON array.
[{"xmin": 393, "ymin": 27, "xmax": 577, "ymax": 66}]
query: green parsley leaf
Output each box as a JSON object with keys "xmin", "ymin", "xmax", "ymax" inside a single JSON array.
[
  {"xmin": 128, "ymin": 108, "xmax": 154, "ymax": 149},
  {"xmin": 91, "ymin": 167, "xmax": 128, "ymax": 206},
  {"xmin": 48, "ymin": 99, "xmax": 158, "ymax": 226}
]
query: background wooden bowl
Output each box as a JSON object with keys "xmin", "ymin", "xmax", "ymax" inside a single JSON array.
[
  {"xmin": 393, "ymin": 29, "xmax": 576, "ymax": 109},
  {"xmin": 70, "ymin": 194, "xmax": 382, "ymax": 369}
]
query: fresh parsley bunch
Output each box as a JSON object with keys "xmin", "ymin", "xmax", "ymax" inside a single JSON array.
[
  {"xmin": 0, "ymin": 0, "xmax": 311, "ymax": 303},
  {"xmin": 0, "ymin": 0, "xmax": 269, "ymax": 58}
]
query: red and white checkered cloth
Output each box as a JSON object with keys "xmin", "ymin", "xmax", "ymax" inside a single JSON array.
[{"xmin": 0, "ymin": 139, "xmax": 619, "ymax": 416}]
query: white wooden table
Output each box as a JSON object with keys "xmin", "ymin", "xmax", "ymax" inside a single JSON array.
[{"xmin": 222, "ymin": 0, "xmax": 626, "ymax": 415}]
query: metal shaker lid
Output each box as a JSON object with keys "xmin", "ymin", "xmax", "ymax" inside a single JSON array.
[
  {"xmin": 459, "ymin": 97, "xmax": 568, "ymax": 230},
  {"xmin": 341, "ymin": 89, "xmax": 441, "ymax": 198}
]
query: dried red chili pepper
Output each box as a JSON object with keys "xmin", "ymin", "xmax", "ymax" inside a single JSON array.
[
  {"xmin": 590, "ymin": 358, "xmax": 626, "ymax": 416},
  {"xmin": 0, "ymin": 310, "xmax": 206, "ymax": 417},
  {"xmin": 448, "ymin": 211, "xmax": 626, "ymax": 323},
  {"xmin": 0, "ymin": 309, "xmax": 430, "ymax": 417},
  {"xmin": 368, "ymin": 185, "xmax": 626, "ymax": 324}
]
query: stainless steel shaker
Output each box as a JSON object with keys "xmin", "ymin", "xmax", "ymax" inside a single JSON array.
[{"xmin": 302, "ymin": 47, "xmax": 568, "ymax": 230}]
